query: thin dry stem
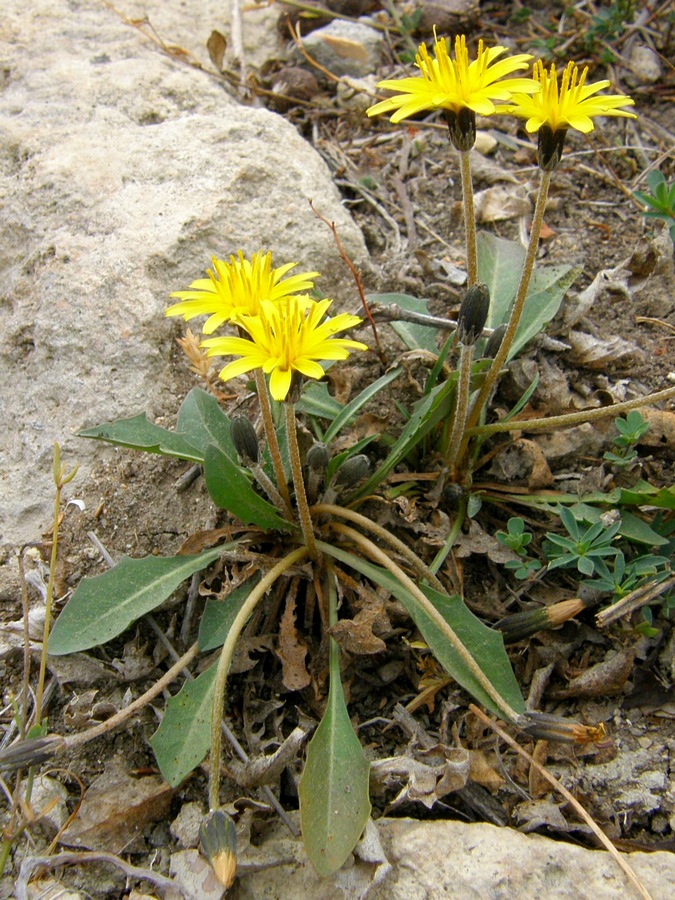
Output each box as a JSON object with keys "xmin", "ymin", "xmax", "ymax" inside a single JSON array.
[{"xmin": 469, "ymin": 704, "xmax": 653, "ymax": 900}]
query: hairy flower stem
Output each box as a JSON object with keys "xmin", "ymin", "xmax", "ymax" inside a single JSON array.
[
  {"xmin": 311, "ymin": 503, "xmax": 446, "ymax": 594},
  {"xmin": 459, "ymin": 169, "xmax": 553, "ymax": 462},
  {"xmin": 459, "ymin": 150, "xmax": 478, "ymax": 286},
  {"xmin": 324, "ymin": 524, "xmax": 522, "ymax": 724},
  {"xmin": 208, "ymin": 547, "xmax": 309, "ymax": 811},
  {"xmin": 285, "ymin": 403, "xmax": 318, "ymax": 560},
  {"xmin": 36, "ymin": 444, "xmax": 78, "ymax": 725},
  {"xmin": 254, "ymin": 369, "xmax": 292, "ymax": 513},
  {"xmin": 443, "ymin": 342, "xmax": 474, "ymax": 476},
  {"xmin": 466, "ymin": 384, "xmax": 675, "ymax": 438}
]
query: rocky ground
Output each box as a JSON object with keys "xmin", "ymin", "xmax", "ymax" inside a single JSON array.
[{"xmin": 1, "ymin": 0, "xmax": 674, "ymax": 897}]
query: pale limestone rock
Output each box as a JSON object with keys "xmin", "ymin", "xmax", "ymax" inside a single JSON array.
[{"xmin": 0, "ymin": 0, "xmax": 367, "ymax": 544}]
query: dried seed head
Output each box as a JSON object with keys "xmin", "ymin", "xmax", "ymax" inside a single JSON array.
[
  {"xmin": 457, "ymin": 282, "xmax": 490, "ymax": 345},
  {"xmin": 231, "ymin": 415, "xmax": 259, "ymax": 464}
]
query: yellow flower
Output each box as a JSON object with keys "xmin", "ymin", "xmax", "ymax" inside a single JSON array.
[
  {"xmin": 166, "ymin": 250, "xmax": 319, "ymax": 335},
  {"xmin": 504, "ymin": 60, "xmax": 637, "ymax": 135},
  {"xmin": 367, "ymin": 33, "xmax": 538, "ymax": 124},
  {"xmin": 202, "ymin": 297, "xmax": 368, "ymax": 402}
]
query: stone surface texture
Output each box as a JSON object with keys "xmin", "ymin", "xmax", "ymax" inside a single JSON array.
[
  {"xmin": 0, "ymin": 0, "xmax": 367, "ymax": 544},
  {"xmin": 233, "ymin": 815, "xmax": 675, "ymax": 899},
  {"xmin": 300, "ymin": 19, "xmax": 386, "ymax": 78}
]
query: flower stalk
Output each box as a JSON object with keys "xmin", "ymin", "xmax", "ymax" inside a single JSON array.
[
  {"xmin": 285, "ymin": 402, "xmax": 318, "ymax": 560},
  {"xmin": 458, "ymin": 169, "xmax": 552, "ymax": 462},
  {"xmin": 254, "ymin": 370, "xmax": 293, "ymax": 514}
]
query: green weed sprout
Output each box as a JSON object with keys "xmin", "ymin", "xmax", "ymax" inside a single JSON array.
[
  {"xmin": 496, "ymin": 517, "xmax": 542, "ymax": 580},
  {"xmin": 544, "ymin": 506, "xmax": 622, "ymax": 577},
  {"xmin": 634, "ymin": 169, "xmax": 675, "ymax": 239},
  {"xmin": 6, "ymin": 29, "xmax": 675, "ymax": 887},
  {"xmin": 604, "ymin": 410, "xmax": 651, "ymax": 468}
]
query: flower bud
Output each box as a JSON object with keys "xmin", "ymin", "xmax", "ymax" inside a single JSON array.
[
  {"xmin": 537, "ymin": 123, "xmax": 566, "ymax": 172},
  {"xmin": 334, "ymin": 454, "xmax": 371, "ymax": 488},
  {"xmin": 444, "ymin": 106, "xmax": 476, "ymax": 152},
  {"xmin": 306, "ymin": 442, "xmax": 329, "ymax": 474},
  {"xmin": 457, "ymin": 283, "xmax": 490, "ymax": 346},
  {"xmin": 482, "ymin": 323, "xmax": 507, "ymax": 359},
  {"xmin": 231, "ymin": 415, "xmax": 259, "ymax": 464},
  {"xmin": 200, "ymin": 809, "xmax": 237, "ymax": 888}
]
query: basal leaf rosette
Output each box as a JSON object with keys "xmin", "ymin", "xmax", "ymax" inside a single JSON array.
[
  {"xmin": 166, "ymin": 250, "xmax": 320, "ymax": 335},
  {"xmin": 202, "ymin": 297, "xmax": 368, "ymax": 402}
]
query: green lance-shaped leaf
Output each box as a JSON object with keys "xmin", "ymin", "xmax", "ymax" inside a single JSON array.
[
  {"xmin": 150, "ymin": 663, "xmax": 217, "ymax": 787},
  {"xmin": 366, "ymin": 292, "xmax": 439, "ymax": 353},
  {"xmin": 352, "ymin": 376, "xmax": 457, "ymax": 500},
  {"xmin": 319, "ymin": 542, "xmax": 525, "ymax": 721},
  {"xmin": 198, "ymin": 575, "xmax": 261, "ymax": 652},
  {"xmin": 477, "ymin": 232, "xmax": 579, "ymax": 359},
  {"xmin": 175, "ymin": 388, "xmax": 237, "ymax": 461},
  {"xmin": 49, "ymin": 547, "xmax": 226, "ymax": 655},
  {"xmin": 298, "ymin": 637, "xmax": 371, "ymax": 876},
  {"xmin": 79, "ymin": 414, "xmax": 203, "ymax": 462},
  {"xmin": 203, "ymin": 444, "xmax": 291, "ymax": 531}
]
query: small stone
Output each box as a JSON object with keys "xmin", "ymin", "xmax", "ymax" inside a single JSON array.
[
  {"xmin": 473, "ymin": 130, "xmax": 498, "ymax": 155},
  {"xmin": 300, "ymin": 20, "xmax": 384, "ymax": 78},
  {"xmin": 627, "ymin": 44, "xmax": 662, "ymax": 84},
  {"xmin": 171, "ymin": 801, "xmax": 205, "ymax": 849}
]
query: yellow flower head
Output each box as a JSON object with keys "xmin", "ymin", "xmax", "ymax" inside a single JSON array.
[
  {"xmin": 367, "ymin": 33, "xmax": 538, "ymax": 125},
  {"xmin": 503, "ymin": 60, "xmax": 636, "ymax": 170},
  {"xmin": 166, "ymin": 250, "xmax": 319, "ymax": 335},
  {"xmin": 202, "ymin": 297, "xmax": 368, "ymax": 402},
  {"xmin": 504, "ymin": 59, "xmax": 636, "ymax": 135}
]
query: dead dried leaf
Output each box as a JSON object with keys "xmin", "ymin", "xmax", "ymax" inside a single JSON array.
[
  {"xmin": 474, "ymin": 185, "xmax": 531, "ymax": 222},
  {"xmin": 468, "ymin": 749, "xmax": 504, "ymax": 792},
  {"xmin": 567, "ymin": 330, "xmax": 645, "ymax": 369},
  {"xmin": 514, "ymin": 798, "xmax": 569, "ymax": 833},
  {"xmin": 177, "ymin": 528, "xmax": 232, "ymax": 555},
  {"xmin": 227, "ymin": 726, "xmax": 310, "ymax": 789},
  {"xmin": 277, "ymin": 593, "xmax": 310, "ymax": 691},
  {"xmin": 454, "ymin": 519, "xmax": 518, "ymax": 564},
  {"xmin": 206, "ymin": 30, "xmax": 227, "ymax": 71},
  {"xmin": 635, "ymin": 408, "xmax": 675, "ymax": 449},
  {"xmin": 61, "ymin": 763, "xmax": 174, "ymax": 853},
  {"xmin": 552, "ymin": 648, "xmax": 635, "ymax": 699},
  {"xmin": 230, "ymin": 635, "xmax": 276, "ymax": 674},
  {"xmin": 320, "ymin": 35, "xmax": 368, "ymax": 62},
  {"xmin": 328, "ymin": 605, "xmax": 387, "ymax": 655},
  {"xmin": 370, "ymin": 746, "xmax": 470, "ymax": 809}
]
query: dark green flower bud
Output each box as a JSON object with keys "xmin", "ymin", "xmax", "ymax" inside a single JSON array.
[
  {"xmin": 306, "ymin": 442, "xmax": 329, "ymax": 474},
  {"xmin": 457, "ymin": 283, "xmax": 490, "ymax": 346},
  {"xmin": 444, "ymin": 107, "xmax": 476, "ymax": 152},
  {"xmin": 200, "ymin": 809, "xmax": 237, "ymax": 888},
  {"xmin": 335, "ymin": 454, "xmax": 371, "ymax": 488},
  {"xmin": 231, "ymin": 415, "xmax": 259, "ymax": 464},
  {"xmin": 483, "ymin": 323, "xmax": 507, "ymax": 359},
  {"xmin": 537, "ymin": 124, "xmax": 566, "ymax": 171}
]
